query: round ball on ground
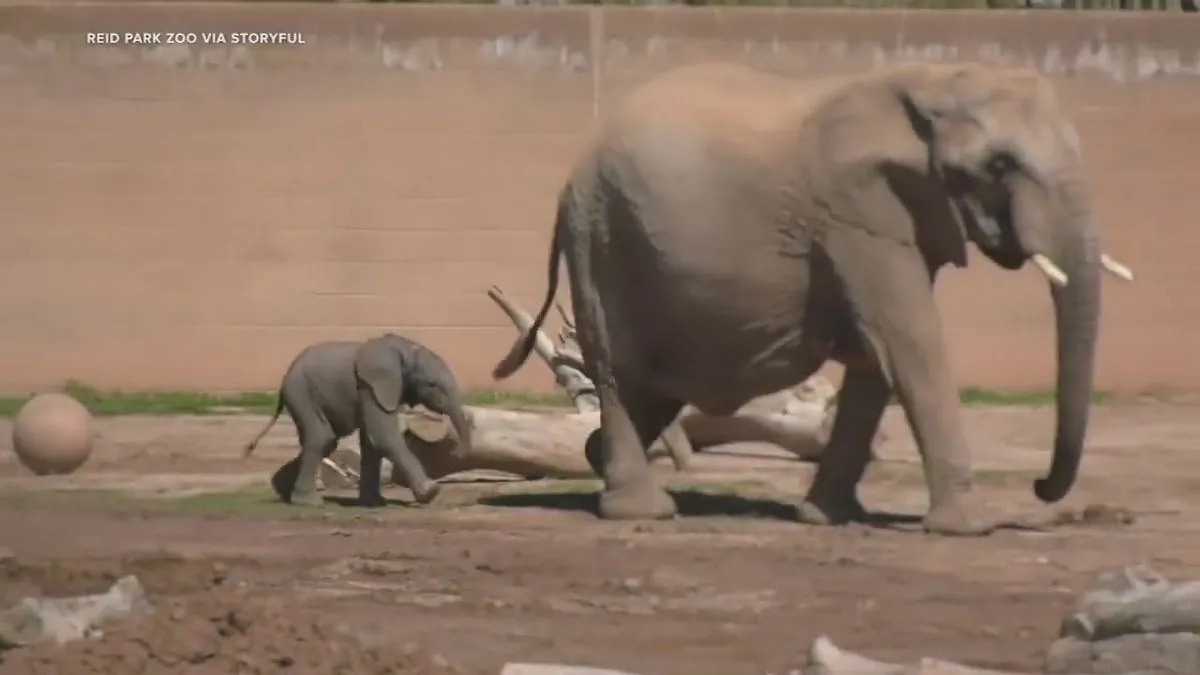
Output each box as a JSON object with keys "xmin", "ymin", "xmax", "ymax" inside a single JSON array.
[{"xmin": 11, "ymin": 392, "xmax": 95, "ymax": 475}]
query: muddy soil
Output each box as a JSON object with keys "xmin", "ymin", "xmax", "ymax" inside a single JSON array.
[{"xmin": 0, "ymin": 403, "xmax": 1197, "ymax": 675}]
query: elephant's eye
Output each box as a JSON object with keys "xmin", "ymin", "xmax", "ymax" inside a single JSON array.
[{"xmin": 985, "ymin": 153, "xmax": 1017, "ymax": 179}]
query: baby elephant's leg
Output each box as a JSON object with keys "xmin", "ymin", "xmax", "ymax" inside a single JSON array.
[
  {"xmin": 288, "ymin": 401, "xmax": 337, "ymax": 508},
  {"xmin": 357, "ymin": 390, "xmax": 441, "ymax": 505},
  {"xmin": 356, "ymin": 429, "xmax": 388, "ymax": 507}
]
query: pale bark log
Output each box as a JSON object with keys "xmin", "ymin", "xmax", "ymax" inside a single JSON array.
[
  {"xmin": 676, "ymin": 401, "xmax": 830, "ymax": 462},
  {"xmin": 395, "ymin": 406, "xmax": 598, "ymax": 483},
  {"xmin": 317, "ymin": 401, "xmax": 835, "ymax": 490},
  {"xmin": 803, "ymin": 635, "xmax": 1155, "ymax": 675}
]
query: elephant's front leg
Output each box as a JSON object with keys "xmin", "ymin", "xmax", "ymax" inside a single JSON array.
[
  {"xmin": 826, "ymin": 233, "xmax": 992, "ymax": 536},
  {"xmin": 357, "ymin": 390, "xmax": 441, "ymax": 505},
  {"xmin": 796, "ymin": 366, "xmax": 889, "ymax": 525},
  {"xmin": 356, "ymin": 429, "xmax": 388, "ymax": 508}
]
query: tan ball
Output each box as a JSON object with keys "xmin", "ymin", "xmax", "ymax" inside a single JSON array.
[{"xmin": 11, "ymin": 392, "xmax": 94, "ymax": 475}]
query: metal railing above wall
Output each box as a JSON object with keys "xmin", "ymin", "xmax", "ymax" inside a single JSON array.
[{"xmin": 352, "ymin": 0, "xmax": 1196, "ymax": 11}]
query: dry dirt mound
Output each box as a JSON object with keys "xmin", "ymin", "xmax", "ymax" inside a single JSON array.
[{"xmin": 0, "ymin": 585, "xmax": 471, "ymax": 675}]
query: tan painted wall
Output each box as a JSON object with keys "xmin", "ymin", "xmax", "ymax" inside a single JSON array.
[{"xmin": 0, "ymin": 4, "xmax": 1196, "ymax": 394}]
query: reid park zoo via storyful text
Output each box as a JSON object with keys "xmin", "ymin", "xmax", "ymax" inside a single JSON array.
[{"xmin": 85, "ymin": 31, "xmax": 307, "ymax": 46}]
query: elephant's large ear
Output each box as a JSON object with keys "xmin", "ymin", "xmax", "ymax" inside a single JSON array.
[
  {"xmin": 354, "ymin": 338, "xmax": 404, "ymax": 414},
  {"xmin": 898, "ymin": 66, "xmax": 991, "ymax": 174},
  {"xmin": 896, "ymin": 67, "xmax": 994, "ymax": 267}
]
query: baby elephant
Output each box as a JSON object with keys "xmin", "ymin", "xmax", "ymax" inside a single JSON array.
[{"xmin": 243, "ymin": 333, "xmax": 473, "ymax": 507}]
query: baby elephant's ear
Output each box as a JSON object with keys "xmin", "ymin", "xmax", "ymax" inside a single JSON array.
[{"xmin": 354, "ymin": 338, "xmax": 403, "ymax": 414}]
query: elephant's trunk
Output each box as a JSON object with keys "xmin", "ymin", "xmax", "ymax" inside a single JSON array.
[
  {"xmin": 417, "ymin": 379, "xmax": 474, "ymax": 456},
  {"xmin": 1030, "ymin": 180, "xmax": 1101, "ymax": 504}
]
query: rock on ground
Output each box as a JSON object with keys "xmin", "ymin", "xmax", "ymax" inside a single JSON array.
[{"xmin": 1044, "ymin": 633, "xmax": 1200, "ymax": 674}]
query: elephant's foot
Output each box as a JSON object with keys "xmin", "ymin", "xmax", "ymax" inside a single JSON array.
[
  {"xmin": 922, "ymin": 493, "xmax": 996, "ymax": 537},
  {"xmin": 357, "ymin": 490, "xmax": 389, "ymax": 508},
  {"xmin": 795, "ymin": 489, "xmax": 866, "ymax": 527},
  {"xmin": 411, "ymin": 480, "xmax": 442, "ymax": 506},
  {"xmin": 597, "ymin": 482, "xmax": 677, "ymax": 521},
  {"xmin": 288, "ymin": 490, "xmax": 325, "ymax": 508}
]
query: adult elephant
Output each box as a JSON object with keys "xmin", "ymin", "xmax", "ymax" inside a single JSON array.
[{"xmin": 492, "ymin": 62, "xmax": 1133, "ymax": 536}]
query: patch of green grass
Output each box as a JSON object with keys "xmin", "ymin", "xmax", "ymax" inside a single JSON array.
[
  {"xmin": 957, "ymin": 387, "xmax": 1113, "ymax": 407},
  {"xmin": 0, "ymin": 382, "xmax": 574, "ymax": 419},
  {"xmin": 0, "ymin": 381, "xmax": 279, "ymax": 418},
  {"xmin": 0, "ymin": 485, "xmax": 375, "ymax": 521},
  {"xmin": 461, "ymin": 389, "xmax": 573, "ymax": 408},
  {"xmin": 0, "ymin": 380, "xmax": 1168, "ymax": 420}
]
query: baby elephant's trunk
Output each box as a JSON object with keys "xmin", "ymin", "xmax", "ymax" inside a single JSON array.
[
  {"xmin": 419, "ymin": 381, "xmax": 473, "ymax": 456},
  {"xmin": 445, "ymin": 405, "xmax": 473, "ymax": 456}
]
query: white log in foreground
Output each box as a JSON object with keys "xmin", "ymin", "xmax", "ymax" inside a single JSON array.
[
  {"xmin": 500, "ymin": 665, "xmax": 641, "ymax": 675},
  {"xmin": 0, "ymin": 575, "xmax": 150, "ymax": 649},
  {"xmin": 802, "ymin": 635, "xmax": 1160, "ymax": 675}
]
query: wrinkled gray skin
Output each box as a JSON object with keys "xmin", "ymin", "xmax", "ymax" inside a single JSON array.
[
  {"xmin": 244, "ymin": 334, "xmax": 473, "ymax": 507},
  {"xmin": 493, "ymin": 62, "xmax": 1129, "ymax": 536}
]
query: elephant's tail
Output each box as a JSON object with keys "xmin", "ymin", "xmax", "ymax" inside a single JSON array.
[
  {"xmin": 492, "ymin": 191, "xmax": 568, "ymax": 381},
  {"xmin": 242, "ymin": 393, "xmax": 285, "ymax": 458}
]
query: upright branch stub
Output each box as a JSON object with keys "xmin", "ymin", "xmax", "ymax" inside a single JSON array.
[{"xmin": 487, "ymin": 285, "xmax": 598, "ymax": 412}]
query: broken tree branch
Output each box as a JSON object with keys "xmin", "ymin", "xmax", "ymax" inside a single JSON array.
[
  {"xmin": 487, "ymin": 285, "xmax": 598, "ymax": 413},
  {"xmin": 802, "ymin": 635, "xmax": 1155, "ymax": 675},
  {"xmin": 501, "ymin": 665, "xmax": 640, "ymax": 675}
]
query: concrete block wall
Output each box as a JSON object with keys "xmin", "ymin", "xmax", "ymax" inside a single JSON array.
[{"xmin": 0, "ymin": 4, "xmax": 1196, "ymax": 393}]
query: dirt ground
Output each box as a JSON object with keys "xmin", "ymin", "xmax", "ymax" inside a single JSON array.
[{"xmin": 0, "ymin": 403, "xmax": 1197, "ymax": 675}]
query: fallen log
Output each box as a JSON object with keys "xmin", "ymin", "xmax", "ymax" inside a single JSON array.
[
  {"xmin": 803, "ymin": 635, "xmax": 1158, "ymax": 675},
  {"xmin": 394, "ymin": 406, "xmax": 598, "ymax": 483},
  {"xmin": 317, "ymin": 395, "xmax": 839, "ymax": 491},
  {"xmin": 675, "ymin": 388, "xmax": 832, "ymax": 462}
]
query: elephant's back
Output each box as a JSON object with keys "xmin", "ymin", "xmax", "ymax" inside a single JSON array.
[
  {"xmin": 606, "ymin": 63, "xmax": 807, "ymax": 150},
  {"xmin": 575, "ymin": 65, "xmax": 844, "ymax": 412}
]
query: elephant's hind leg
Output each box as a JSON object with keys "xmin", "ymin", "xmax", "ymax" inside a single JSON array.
[
  {"xmin": 287, "ymin": 411, "xmax": 336, "ymax": 508},
  {"xmin": 588, "ymin": 381, "xmax": 682, "ymax": 521},
  {"xmin": 796, "ymin": 366, "xmax": 888, "ymax": 526}
]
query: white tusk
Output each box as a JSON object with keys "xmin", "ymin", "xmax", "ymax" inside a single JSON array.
[
  {"xmin": 1031, "ymin": 253, "xmax": 1069, "ymax": 287},
  {"xmin": 1100, "ymin": 253, "xmax": 1134, "ymax": 282}
]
